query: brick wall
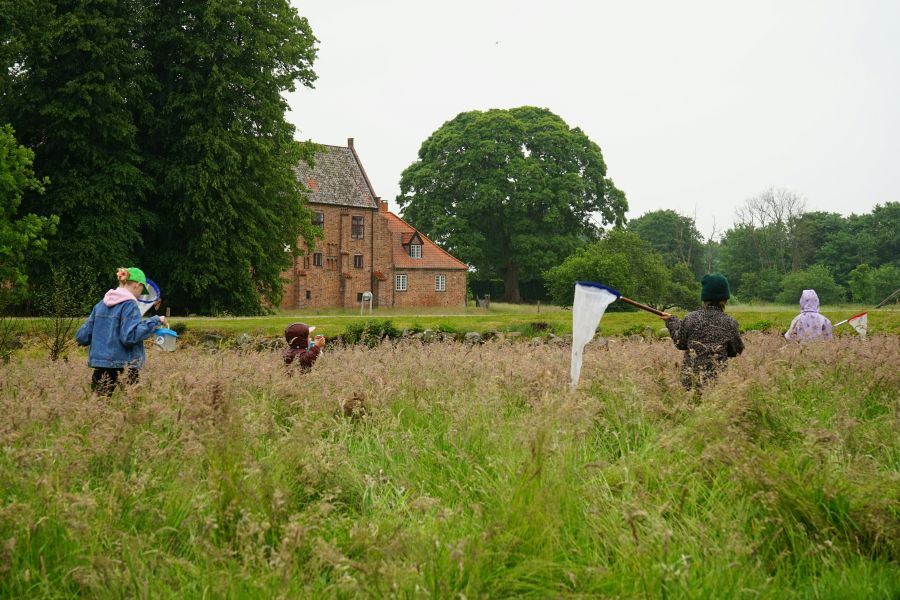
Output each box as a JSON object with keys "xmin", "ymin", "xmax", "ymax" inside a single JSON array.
[
  {"xmin": 280, "ymin": 203, "xmax": 376, "ymax": 309},
  {"xmin": 372, "ymin": 207, "xmax": 395, "ymax": 308},
  {"xmin": 281, "ymin": 201, "xmax": 467, "ymax": 309},
  {"xmin": 390, "ymin": 269, "xmax": 466, "ymax": 308}
]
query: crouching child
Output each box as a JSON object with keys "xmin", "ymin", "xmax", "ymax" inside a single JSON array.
[{"xmin": 283, "ymin": 322, "xmax": 325, "ymax": 373}]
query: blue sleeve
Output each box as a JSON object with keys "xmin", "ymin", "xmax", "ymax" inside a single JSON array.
[
  {"xmin": 119, "ymin": 303, "xmax": 161, "ymax": 346},
  {"xmin": 75, "ymin": 306, "xmax": 97, "ymax": 346}
]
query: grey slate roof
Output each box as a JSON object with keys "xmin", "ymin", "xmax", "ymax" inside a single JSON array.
[{"xmin": 294, "ymin": 144, "xmax": 378, "ymax": 209}]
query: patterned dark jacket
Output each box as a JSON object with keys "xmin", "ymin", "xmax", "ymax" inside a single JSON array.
[{"xmin": 665, "ymin": 305, "xmax": 744, "ymax": 389}]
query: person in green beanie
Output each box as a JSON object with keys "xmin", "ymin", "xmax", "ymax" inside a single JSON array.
[
  {"xmin": 76, "ymin": 267, "xmax": 168, "ymax": 396},
  {"xmin": 660, "ymin": 273, "xmax": 744, "ymax": 390}
]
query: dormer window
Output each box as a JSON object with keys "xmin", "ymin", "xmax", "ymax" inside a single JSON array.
[{"xmin": 409, "ymin": 244, "xmax": 422, "ymax": 259}]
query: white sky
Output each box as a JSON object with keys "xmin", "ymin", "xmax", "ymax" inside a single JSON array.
[{"xmin": 286, "ymin": 0, "xmax": 900, "ymax": 238}]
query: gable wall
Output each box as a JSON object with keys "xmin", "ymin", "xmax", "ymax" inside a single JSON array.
[{"xmin": 281, "ymin": 203, "xmax": 376, "ymax": 309}]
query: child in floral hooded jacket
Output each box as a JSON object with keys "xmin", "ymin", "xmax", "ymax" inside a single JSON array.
[{"xmin": 784, "ymin": 289, "xmax": 833, "ymax": 342}]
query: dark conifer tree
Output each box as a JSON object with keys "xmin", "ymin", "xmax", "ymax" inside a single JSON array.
[
  {"xmin": 140, "ymin": 0, "xmax": 320, "ymax": 313},
  {"xmin": 1, "ymin": 0, "xmax": 153, "ymax": 286}
]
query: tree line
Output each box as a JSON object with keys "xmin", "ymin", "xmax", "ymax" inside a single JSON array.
[
  {"xmin": 398, "ymin": 108, "xmax": 898, "ymax": 308},
  {"xmin": 1, "ymin": 1, "xmax": 320, "ymax": 315},
  {"xmin": 4, "ymin": 10, "xmax": 896, "ymax": 316},
  {"xmin": 545, "ymin": 197, "xmax": 900, "ymax": 308}
]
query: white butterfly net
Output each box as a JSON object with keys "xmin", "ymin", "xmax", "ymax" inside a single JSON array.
[{"xmin": 570, "ymin": 282, "xmax": 619, "ymax": 387}]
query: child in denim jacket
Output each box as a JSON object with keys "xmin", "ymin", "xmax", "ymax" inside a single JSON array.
[{"xmin": 76, "ymin": 267, "xmax": 167, "ymax": 395}]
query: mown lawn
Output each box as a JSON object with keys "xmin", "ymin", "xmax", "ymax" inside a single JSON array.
[{"xmin": 1, "ymin": 333, "xmax": 897, "ymax": 597}]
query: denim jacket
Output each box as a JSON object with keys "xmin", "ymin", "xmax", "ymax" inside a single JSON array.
[{"xmin": 75, "ymin": 289, "xmax": 162, "ymax": 369}]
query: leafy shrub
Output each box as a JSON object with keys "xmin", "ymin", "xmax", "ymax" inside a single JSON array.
[
  {"xmin": 776, "ymin": 265, "xmax": 845, "ymax": 305},
  {"xmin": 343, "ymin": 319, "xmax": 401, "ymax": 347},
  {"xmin": 544, "ymin": 230, "xmax": 670, "ymax": 308},
  {"xmin": 509, "ymin": 321, "xmax": 565, "ymax": 337},
  {"xmin": 0, "ymin": 316, "xmax": 21, "ymax": 363},
  {"xmin": 435, "ymin": 322, "xmax": 457, "ymax": 334},
  {"xmin": 32, "ymin": 266, "xmax": 102, "ymax": 361},
  {"xmin": 622, "ymin": 323, "xmax": 646, "ymax": 336},
  {"xmin": 739, "ymin": 269, "xmax": 782, "ymax": 302},
  {"xmin": 848, "ymin": 264, "xmax": 876, "ymax": 303},
  {"xmin": 741, "ymin": 320, "xmax": 776, "ymax": 332},
  {"xmin": 873, "ymin": 264, "xmax": 900, "ymax": 304},
  {"xmin": 667, "ymin": 263, "xmax": 702, "ymax": 310}
]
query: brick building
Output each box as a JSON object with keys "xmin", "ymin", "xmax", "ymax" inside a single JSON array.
[{"xmin": 280, "ymin": 139, "xmax": 467, "ymax": 309}]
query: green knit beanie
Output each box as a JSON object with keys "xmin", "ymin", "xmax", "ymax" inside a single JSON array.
[{"xmin": 700, "ymin": 273, "xmax": 730, "ymax": 301}]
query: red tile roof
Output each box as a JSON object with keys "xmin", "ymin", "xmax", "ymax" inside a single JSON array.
[{"xmin": 380, "ymin": 210, "xmax": 468, "ymax": 270}]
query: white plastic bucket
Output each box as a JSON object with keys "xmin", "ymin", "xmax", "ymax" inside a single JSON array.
[{"xmin": 154, "ymin": 328, "xmax": 178, "ymax": 352}]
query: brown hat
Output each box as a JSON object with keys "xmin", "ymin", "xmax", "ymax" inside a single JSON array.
[{"xmin": 284, "ymin": 323, "xmax": 314, "ymax": 348}]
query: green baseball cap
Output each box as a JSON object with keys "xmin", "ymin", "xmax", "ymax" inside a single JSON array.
[{"xmin": 124, "ymin": 267, "xmax": 148, "ymax": 293}]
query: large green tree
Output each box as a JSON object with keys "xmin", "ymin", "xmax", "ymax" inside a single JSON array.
[
  {"xmin": 628, "ymin": 209, "xmax": 705, "ymax": 277},
  {"xmin": 138, "ymin": 0, "xmax": 320, "ymax": 313},
  {"xmin": 0, "ymin": 124, "xmax": 57, "ymax": 307},
  {"xmin": 397, "ymin": 106, "xmax": 627, "ymax": 303},
  {"xmin": 0, "ymin": 0, "xmax": 153, "ymax": 285},
  {"xmin": 790, "ymin": 211, "xmax": 847, "ymax": 270},
  {"xmin": 1, "ymin": 0, "xmax": 321, "ymax": 314},
  {"xmin": 816, "ymin": 203, "xmax": 898, "ymax": 286}
]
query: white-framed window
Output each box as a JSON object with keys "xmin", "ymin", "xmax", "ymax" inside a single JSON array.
[
  {"xmin": 313, "ymin": 252, "xmax": 323, "ymax": 267},
  {"xmin": 395, "ymin": 274, "xmax": 407, "ymax": 291},
  {"xmin": 435, "ymin": 274, "xmax": 446, "ymax": 292},
  {"xmin": 409, "ymin": 244, "xmax": 422, "ymax": 259}
]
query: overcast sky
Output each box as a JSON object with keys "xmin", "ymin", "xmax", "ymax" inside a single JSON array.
[{"xmin": 286, "ymin": 0, "xmax": 899, "ymax": 237}]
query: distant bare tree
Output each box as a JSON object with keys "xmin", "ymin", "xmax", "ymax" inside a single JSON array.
[
  {"xmin": 735, "ymin": 187, "xmax": 807, "ymax": 273},
  {"xmin": 703, "ymin": 217, "xmax": 720, "ymax": 274},
  {"xmin": 736, "ymin": 187, "xmax": 806, "ymax": 229}
]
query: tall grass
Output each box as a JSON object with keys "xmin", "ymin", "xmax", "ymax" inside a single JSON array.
[{"xmin": 1, "ymin": 334, "xmax": 898, "ymax": 597}]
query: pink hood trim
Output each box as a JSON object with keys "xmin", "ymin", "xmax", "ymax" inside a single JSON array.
[{"xmin": 103, "ymin": 287, "xmax": 138, "ymax": 307}]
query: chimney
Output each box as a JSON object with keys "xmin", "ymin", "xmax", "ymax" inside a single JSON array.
[
  {"xmin": 378, "ymin": 197, "xmax": 388, "ymax": 212},
  {"xmin": 347, "ymin": 137, "xmax": 354, "ymax": 149}
]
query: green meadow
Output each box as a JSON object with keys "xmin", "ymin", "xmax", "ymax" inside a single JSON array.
[
  {"xmin": 1, "ymin": 323, "xmax": 898, "ymax": 598},
  {"xmin": 170, "ymin": 302, "xmax": 900, "ymax": 339}
]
